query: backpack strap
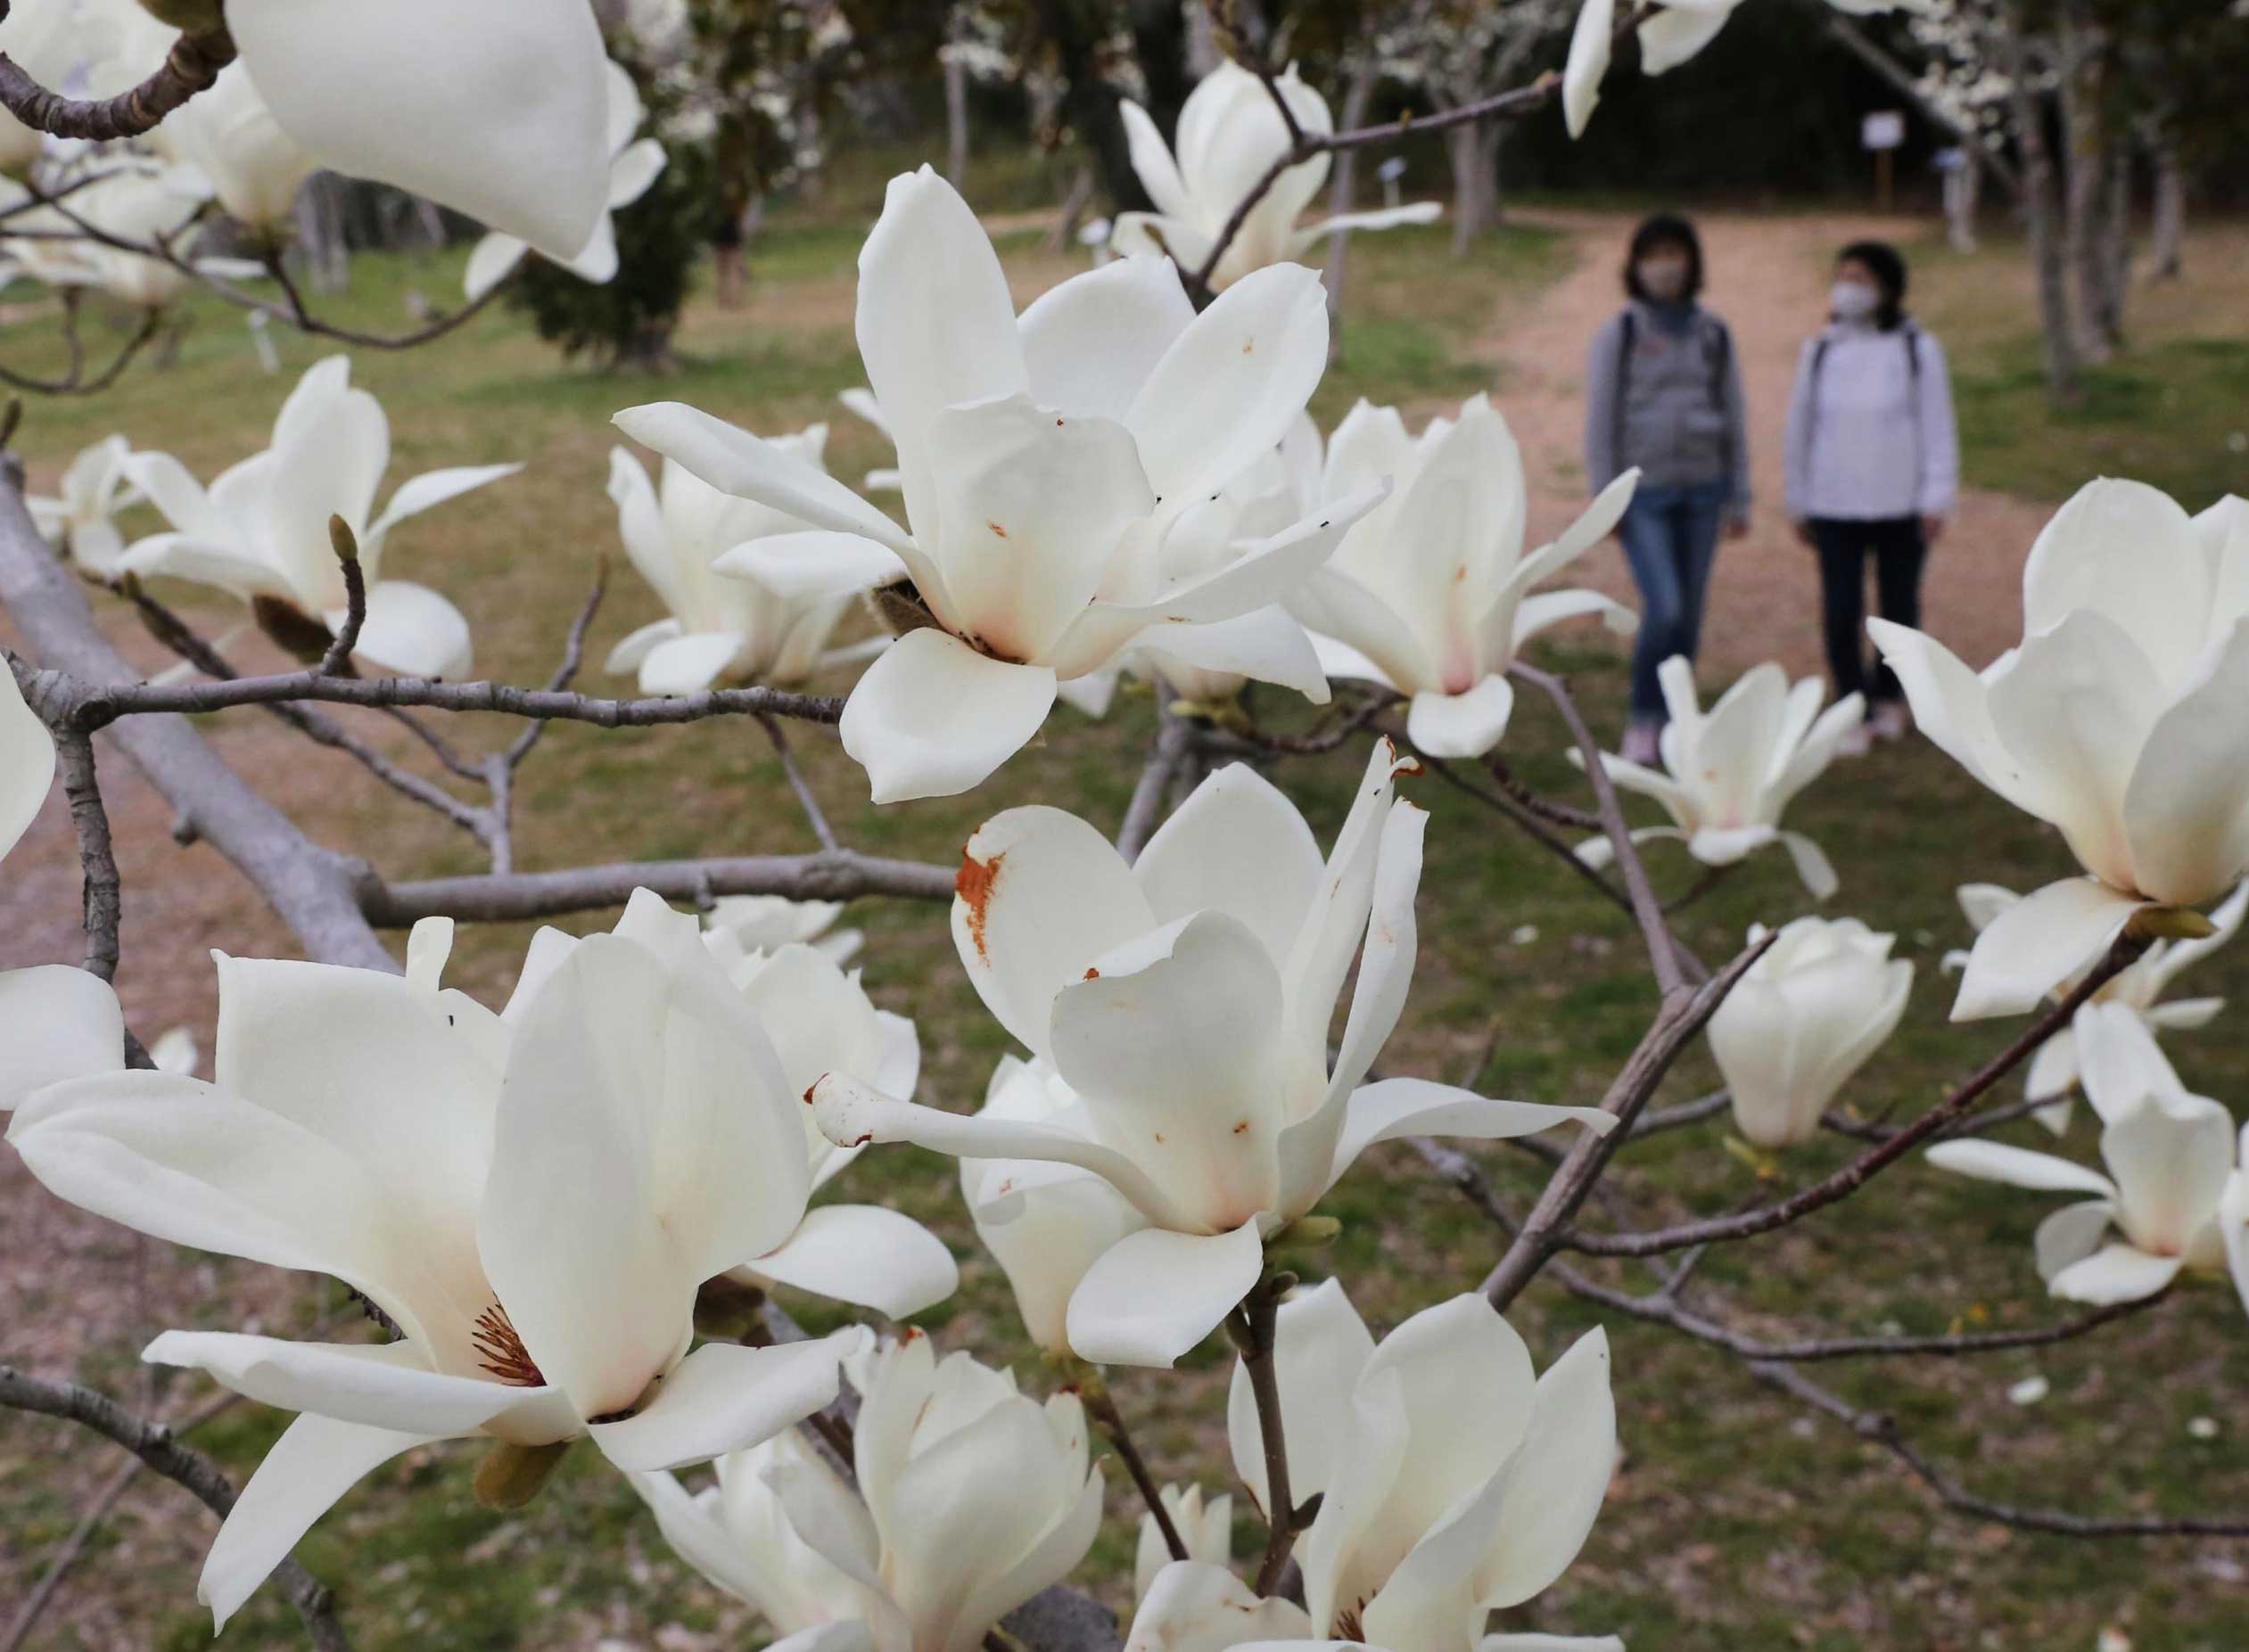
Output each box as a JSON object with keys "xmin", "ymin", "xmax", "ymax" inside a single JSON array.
[{"xmin": 1611, "ymin": 307, "xmax": 1636, "ymax": 470}]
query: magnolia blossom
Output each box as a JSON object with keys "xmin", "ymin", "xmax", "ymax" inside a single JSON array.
[
  {"xmin": 219, "ymin": 0, "xmax": 613, "ymax": 262},
  {"xmin": 1578, "ymin": 656, "xmax": 1861, "ymax": 899},
  {"xmin": 1708, "ymin": 917, "xmax": 1913, "ymax": 1148},
  {"xmin": 1135, "ymin": 1484, "xmax": 1233, "ymax": 1604},
  {"xmin": 616, "ymin": 170, "xmax": 1374, "ymax": 802},
  {"xmin": 1873, "ymin": 482, "xmax": 2249, "ymax": 1020},
  {"xmin": 28, "ymin": 435, "xmax": 142, "ymax": 578},
  {"xmin": 122, "ymin": 356, "xmax": 515, "ymax": 678},
  {"xmin": 465, "ymin": 61, "xmax": 667, "ymax": 300},
  {"xmin": 14, "ymin": 163, "xmax": 219, "ymax": 309},
  {"xmin": 1927, "ymin": 1005, "xmax": 2244, "ymax": 1307},
  {"xmin": 1288, "ymin": 395, "xmax": 1640, "ymax": 758},
  {"xmin": 1563, "ymin": 0, "xmax": 1905, "ymax": 137},
  {"xmin": 1948, "ymin": 880, "xmax": 2247, "ymax": 1133},
  {"xmin": 837, "ymin": 387, "xmax": 903, "ymax": 493},
  {"xmin": 707, "ymin": 894, "xmax": 863, "ymax": 965},
  {"xmin": 638, "ymin": 1333, "xmax": 1103, "ymax": 1652},
  {"xmin": 1124, "ymin": 1561, "xmax": 1313, "ymax": 1652},
  {"xmin": 7, "ymin": 904, "xmax": 859, "ymax": 1628},
  {"xmin": 813, "ymin": 742, "xmax": 1614, "ymax": 1366},
  {"xmin": 1110, "ymin": 61, "xmax": 1440, "ymax": 290},
  {"xmin": 605, "ymin": 431, "xmax": 877, "ymax": 694},
  {"xmin": 1224, "ymin": 1281, "xmax": 1619, "ymax": 1650}
]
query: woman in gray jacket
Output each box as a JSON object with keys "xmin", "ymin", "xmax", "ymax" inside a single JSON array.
[
  {"xmin": 1784, "ymin": 240, "xmax": 1959, "ymax": 752},
  {"xmin": 1585, "ymin": 214, "xmax": 1751, "ymax": 763}
]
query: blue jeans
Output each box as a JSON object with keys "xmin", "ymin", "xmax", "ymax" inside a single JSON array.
[{"xmin": 1618, "ymin": 480, "xmax": 1727, "ymax": 719}]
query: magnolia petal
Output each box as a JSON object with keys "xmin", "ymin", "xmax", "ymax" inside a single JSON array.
[
  {"xmin": 1562, "ymin": 0, "xmax": 1615, "ymax": 136},
  {"xmin": 2034, "ymin": 1199, "xmax": 2117, "ymax": 1281},
  {"xmin": 1324, "ymin": 803, "xmax": 1430, "ymax": 1114},
  {"xmin": 1018, "ymin": 255, "xmax": 1194, "ymax": 422},
  {"xmin": 2074, "ymin": 1002, "xmax": 2187, "ymax": 1125},
  {"xmin": 839, "ymin": 629, "xmax": 1058, "ymax": 804},
  {"xmin": 590, "ymin": 1336, "xmax": 853, "ymax": 1473},
  {"xmin": 1637, "ymin": 3, "xmax": 1734, "ymax": 73},
  {"xmin": 464, "ymin": 232, "xmax": 529, "ymax": 302},
  {"xmin": 2, "ymin": 648, "xmax": 56, "ymax": 861},
  {"xmin": 2122, "ymin": 615, "xmax": 2249, "ymax": 908},
  {"xmin": 1483, "ymin": 1639, "xmax": 1627, "ymax": 1652},
  {"xmin": 1952, "ymin": 878, "xmax": 2146, "ymax": 1023},
  {"xmin": 1924, "ymin": 1139, "xmax": 2119, "ymax": 1199},
  {"xmin": 713, "ymin": 530, "xmax": 910, "ymax": 602},
  {"xmin": 1133, "ymin": 762, "xmax": 1324, "ymax": 960},
  {"xmin": 856, "ymin": 167, "xmax": 1028, "ymax": 545},
  {"xmin": 1866, "ymin": 619, "xmax": 2050, "ymax": 821},
  {"xmin": 0, "ymin": 966, "xmax": 124, "ymax": 1109},
  {"xmin": 951, "ymin": 802, "xmax": 1157, "ymax": 1062},
  {"xmin": 743, "ymin": 1204, "xmax": 959, "ymax": 1319},
  {"xmin": 1511, "ymin": 588, "xmax": 1638, "ymax": 652},
  {"xmin": 2220, "ymin": 1155, "xmax": 2249, "ymax": 1318},
  {"xmin": 1477, "ymin": 1327, "xmax": 1617, "ymax": 1608},
  {"xmin": 2022, "ymin": 479, "xmax": 2211, "ymax": 671},
  {"xmin": 336, "ymin": 579, "xmax": 473, "ymax": 679},
  {"xmin": 2099, "ymin": 1095, "xmax": 2237, "ymax": 1257},
  {"xmin": 200, "ymin": 1413, "xmax": 437, "ymax": 1631},
  {"xmin": 227, "ymin": 0, "xmax": 610, "ymax": 260},
  {"xmin": 1138, "ymin": 606, "xmax": 1332, "ymax": 704},
  {"xmin": 1330, "ymin": 1077, "xmax": 1616, "ymax": 1192},
  {"xmin": 1116, "ymin": 101, "xmax": 1195, "ymax": 222},
  {"xmin": 1226, "ymin": 1278, "xmax": 1374, "ymax": 1513},
  {"xmin": 1777, "ymin": 829, "xmax": 1841, "ymax": 901},
  {"xmin": 613, "ymin": 402, "xmax": 914, "ymax": 555},
  {"xmin": 1289, "ymin": 201, "xmax": 1446, "ymax": 250},
  {"xmin": 1406, "ymin": 678, "xmax": 1517, "ymax": 760},
  {"xmin": 143, "ymin": 1332, "xmax": 540, "ymax": 1437},
  {"xmin": 1065, "ymin": 1220, "xmax": 1266, "ymax": 1368},
  {"xmin": 2046, "ymin": 1243, "xmax": 2186, "ymax": 1305}
]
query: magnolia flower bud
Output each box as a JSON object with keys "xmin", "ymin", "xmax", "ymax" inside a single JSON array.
[{"xmin": 1708, "ymin": 917, "xmax": 1914, "ymax": 1148}]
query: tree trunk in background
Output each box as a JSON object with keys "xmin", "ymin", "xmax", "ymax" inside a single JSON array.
[
  {"xmin": 1446, "ymin": 122, "xmax": 1489, "ymax": 257},
  {"xmin": 1321, "ymin": 61, "xmax": 1378, "ymax": 353},
  {"xmin": 1999, "ymin": 7, "xmax": 2079, "ymax": 404},
  {"xmin": 1036, "ymin": 0, "xmax": 1149, "ymax": 212},
  {"xmin": 1183, "ymin": 0, "xmax": 1223, "ymax": 78},
  {"xmin": 2095, "ymin": 143, "xmax": 2130, "ymax": 344},
  {"xmin": 1943, "ymin": 150, "xmax": 1981, "ymax": 252},
  {"xmin": 944, "ymin": 50, "xmax": 970, "ymax": 189},
  {"xmin": 2056, "ymin": 7, "xmax": 2113, "ymax": 363},
  {"xmin": 2148, "ymin": 126, "xmax": 2185, "ymax": 279},
  {"xmin": 1127, "ymin": 0, "xmax": 1193, "ymax": 144},
  {"xmin": 1047, "ymin": 164, "xmax": 1096, "ymax": 253},
  {"xmin": 293, "ymin": 175, "xmax": 350, "ymax": 294}
]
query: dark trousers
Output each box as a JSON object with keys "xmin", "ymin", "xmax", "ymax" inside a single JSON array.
[
  {"xmin": 1618, "ymin": 480, "xmax": 1728, "ymax": 719},
  {"xmin": 1812, "ymin": 515, "xmax": 1926, "ymax": 705}
]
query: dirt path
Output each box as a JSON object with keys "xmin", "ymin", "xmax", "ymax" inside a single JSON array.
[{"xmin": 1495, "ymin": 207, "xmax": 2048, "ymax": 686}]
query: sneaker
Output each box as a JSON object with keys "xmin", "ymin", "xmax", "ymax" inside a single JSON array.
[
  {"xmin": 1870, "ymin": 701, "xmax": 1911, "ymax": 743},
  {"xmin": 1620, "ymin": 720, "xmax": 1662, "ymax": 767},
  {"xmin": 1836, "ymin": 719, "xmax": 1874, "ymax": 759}
]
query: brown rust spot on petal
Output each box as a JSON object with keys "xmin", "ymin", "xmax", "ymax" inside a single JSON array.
[
  {"xmin": 986, "ymin": 519, "xmax": 1009, "ymax": 538},
  {"xmin": 1083, "ymin": 966, "xmax": 1100, "ymax": 980},
  {"xmin": 957, "ymin": 846, "xmax": 1005, "ymax": 961}
]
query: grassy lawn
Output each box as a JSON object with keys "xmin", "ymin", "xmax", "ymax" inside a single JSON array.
[{"xmin": 4, "ymin": 184, "xmax": 2247, "ymax": 1651}]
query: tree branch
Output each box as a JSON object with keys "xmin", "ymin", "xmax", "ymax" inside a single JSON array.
[
  {"xmin": 362, "ymin": 848, "xmax": 955, "ymax": 926},
  {"xmin": 0, "ymin": 17, "xmax": 234, "ymax": 143}
]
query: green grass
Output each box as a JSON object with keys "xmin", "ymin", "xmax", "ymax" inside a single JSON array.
[{"xmin": 4, "ymin": 182, "xmax": 2247, "ymax": 1650}]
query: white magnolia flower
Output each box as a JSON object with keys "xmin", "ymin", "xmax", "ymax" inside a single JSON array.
[
  {"xmin": 605, "ymin": 430, "xmax": 877, "ymax": 694},
  {"xmin": 1226, "ymin": 1281, "xmax": 1619, "ymax": 1652},
  {"xmin": 1289, "ymin": 395, "xmax": 1639, "ymax": 758},
  {"xmin": 1708, "ymin": 916, "xmax": 1913, "ymax": 1148},
  {"xmin": 1135, "ymin": 1484, "xmax": 1232, "ymax": 1605},
  {"xmin": 640, "ymin": 1332, "xmax": 1104, "ymax": 1652},
  {"xmin": 705, "ymin": 894, "xmax": 863, "ymax": 966},
  {"xmin": 616, "ymin": 170, "xmax": 1375, "ymax": 802},
  {"xmin": 87, "ymin": 6, "xmax": 316, "ymax": 231},
  {"xmin": 7, "ymin": 905, "xmax": 856, "ymax": 1629},
  {"xmin": 121, "ymin": 356, "xmax": 515, "ymax": 678},
  {"xmin": 2, "ymin": 655, "xmax": 54, "ymax": 864},
  {"xmin": 0, "ymin": 0, "xmax": 111, "ymax": 172},
  {"xmin": 960, "ymin": 1055, "xmax": 1148, "ymax": 1355},
  {"xmin": 21, "ymin": 162, "xmax": 218, "ymax": 309},
  {"xmin": 0, "ymin": 964, "xmax": 128, "ymax": 1111},
  {"xmin": 813, "ymin": 741, "xmax": 1614, "ymax": 1366},
  {"xmin": 28, "ymin": 435, "xmax": 144, "ymax": 578},
  {"xmin": 465, "ymin": 61, "xmax": 667, "ymax": 300},
  {"xmin": 1110, "ymin": 60, "xmax": 1440, "ymax": 290},
  {"xmin": 1873, "ymin": 482, "xmax": 2249, "ymax": 1020},
  {"xmin": 1563, "ymin": 0, "xmax": 1906, "ymax": 137},
  {"xmin": 221, "ymin": 0, "xmax": 613, "ymax": 263},
  {"xmin": 1948, "ymin": 880, "xmax": 2247, "ymax": 1133},
  {"xmin": 1124, "ymin": 1561, "xmax": 1311, "ymax": 1652},
  {"xmin": 1926, "ymin": 1004, "xmax": 2243, "ymax": 1307},
  {"xmin": 632, "ymin": 1434, "xmax": 880, "ymax": 1652},
  {"xmin": 1578, "ymin": 656, "xmax": 1861, "ymax": 899}
]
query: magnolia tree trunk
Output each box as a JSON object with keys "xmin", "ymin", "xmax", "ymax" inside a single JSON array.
[
  {"xmin": 2148, "ymin": 128, "xmax": 2185, "ymax": 280},
  {"xmin": 292, "ymin": 174, "xmax": 350, "ymax": 295},
  {"xmin": 2000, "ymin": 10, "xmax": 2080, "ymax": 404},
  {"xmin": 2057, "ymin": 9, "xmax": 2116, "ymax": 363},
  {"xmin": 1944, "ymin": 152, "xmax": 1981, "ymax": 252},
  {"xmin": 1320, "ymin": 61, "xmax": 1380, "ymax": 347},
  {"xmin": 944, "ymin": 51, "xmax": 970, "ymax": 189},
  {"xmin": 2096, "ymin": 143, "xmax": 2130, "ymax": 341},
  {"xmin": 1446, "ymin": 119, "xmax": 1506, "ymax": 257}
]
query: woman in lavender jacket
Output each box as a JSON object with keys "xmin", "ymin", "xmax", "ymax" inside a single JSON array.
[{"xmin": 1784, "ymin": 240, "xmax": 1960, "ymax": 754}]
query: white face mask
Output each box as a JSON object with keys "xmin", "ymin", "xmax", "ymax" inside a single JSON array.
[
  {"xmin": 1832, "ymin": 281, "xmax": 1880, "ymax": 321},
  {"xmin": 1636, "ymin": 259, "xmax": 1689, "ymax": 301}
]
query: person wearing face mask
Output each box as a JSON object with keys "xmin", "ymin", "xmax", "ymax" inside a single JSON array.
[
  {"xmin": 1784, "ymin": 240, "xmax": 1959, "ymax": 754},
  {"xmin": 1585, "ymin": 213, "xmax": 1751, "ymax": 764}
]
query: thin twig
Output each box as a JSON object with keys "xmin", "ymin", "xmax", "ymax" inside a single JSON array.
[
  {"xmin": 316, "ymin": 520, "xmax": 365, "ymax": 677},
  {"xmin": 761, "ymin": 712, "xmax": 840, "ymax": 853},
  {"xmin": 1231, "ymin": 1278, "xmax": 1301, "ymax": 1596},
  {"xmin": 504, "ymin": 563, "xmax": 607, "ymax": 768},
  {"xmin": 1117, "ymin": 710, "xmax": 1196, "ymax": 863},
  {"xmin": 1081, "ymin": 1383, "xmax": 1189, "ymax": 1566},
  {"xmin": 52, "ymin": 724, "xmax": 121, "ymax": 980}
]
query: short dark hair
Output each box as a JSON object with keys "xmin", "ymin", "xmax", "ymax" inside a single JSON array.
[
  {"xmin": 1623, "ymin": 213, "xmax": 1705, "ymax": 302},
  {"xmin": 1837, "ymin": 239, "xmax": 1908, "ymax": 330}
]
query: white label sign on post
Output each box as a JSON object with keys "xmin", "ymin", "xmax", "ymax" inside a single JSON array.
[{"xmin": 1862, "ymin": 111, "xmax": 1907, "ymax": 151}]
